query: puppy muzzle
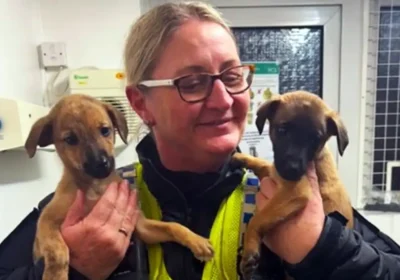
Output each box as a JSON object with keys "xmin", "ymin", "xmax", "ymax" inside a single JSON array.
[
  {"xmin": 276, "ymin": 159, "xmax": 307, "ymax": 181},
  {"xmin": 83, "ymin": 149, "xmax": 114, "ymax": 179}
]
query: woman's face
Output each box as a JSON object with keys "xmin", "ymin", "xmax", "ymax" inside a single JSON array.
[{"xmin": 130, "ymin": 20, "xmax": 250, "ymax": 170}]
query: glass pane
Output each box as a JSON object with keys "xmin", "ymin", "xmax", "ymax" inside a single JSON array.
[
  {"xmin": 373, "ymin": 5, "xmax": 400, "ymax": 191},
  {"xmin": 232, "ymin": 27, "xmax": 323, "ymax": 97}
]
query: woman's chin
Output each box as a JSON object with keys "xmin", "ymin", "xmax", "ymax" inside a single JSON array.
[{"xmin": 201, "ymin": 134, "xmax": 240, "ymax": 155}]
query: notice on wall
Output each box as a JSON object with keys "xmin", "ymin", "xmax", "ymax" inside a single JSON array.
[{"xmin": 239, "ymin": 61, "xmax": 280, "ymax": 162}]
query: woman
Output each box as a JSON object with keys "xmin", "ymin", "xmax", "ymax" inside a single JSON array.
[{"xmin": 1, "ymin": 2, "xmax": 400, "ymax": 280}]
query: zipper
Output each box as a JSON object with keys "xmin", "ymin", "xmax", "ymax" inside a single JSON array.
[{"xmin": 146, "ymin": 160, "xmax": 193, "ymax": 279}]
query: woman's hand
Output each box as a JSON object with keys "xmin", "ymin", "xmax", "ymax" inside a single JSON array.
[
  {"xmin": 60, "ymin": 180, "xmax": 139, "ymax": 280},
  {"xmin": 255, "ymin": 162, "xmax": 325, "ymax": 264}
]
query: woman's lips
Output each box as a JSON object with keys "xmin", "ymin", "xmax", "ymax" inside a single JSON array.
[{"xmin": 198, "ymin": 118, "xmax": 233, "ymax": 126}]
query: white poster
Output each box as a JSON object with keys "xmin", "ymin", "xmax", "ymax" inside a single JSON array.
[{"xmin": 239, "ymin": 61, "xmax": 280, "ymax": 162}]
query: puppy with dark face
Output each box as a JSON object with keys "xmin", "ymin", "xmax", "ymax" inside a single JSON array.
[
  {"xmin": 255, "ymin": 90, "xmax": 348, "ymax": 181},
  {"xmin": 232, "ymin": 91, "xmax": 353, "ymax": 280},
  {"xmin": 25, "ymin": 94, "xmax": 214, "ymax": 280}
]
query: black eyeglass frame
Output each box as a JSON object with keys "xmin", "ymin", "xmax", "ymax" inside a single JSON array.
[{"xmin": 137, "ymin": 64, "xmax": 255, "ymax": 103}]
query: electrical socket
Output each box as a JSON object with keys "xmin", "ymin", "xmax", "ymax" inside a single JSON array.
[{"xmin": 38, "ymin": 42, "xmax": 68, "ymax": 69}]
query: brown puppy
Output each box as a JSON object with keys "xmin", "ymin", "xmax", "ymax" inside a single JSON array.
[
  {"xmin": 232, "ymin": 90, "xmax": 353, "ymax": 280},
  {"xmin": 25, "ymin": 94, "xmax": 214, "ymax": 280}
]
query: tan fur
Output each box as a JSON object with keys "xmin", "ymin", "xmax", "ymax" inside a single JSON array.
[
  {"xmin": 25, "ymin": 94, "xmax": 214, "ymax": 280},
  {"xmin": 232, "ymin": 91, "xmax": 353, "ymax": 280}
]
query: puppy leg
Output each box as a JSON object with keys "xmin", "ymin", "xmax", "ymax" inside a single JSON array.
[
  {"xmin": 240, "ymin": 178, "xmax": 312, "ymax": 280},
  {"xmin": 315, "ymin": 148, "xmax": 354, "ymax": 229},
  {"xmin": 34, "ymin": 191, "xmax": 76, "ymax": 280},
  {"xmin": 231, "ymin": 153, "xmax": 272, "ymax": 179},
  {"xmin": 135, "ymin": 215, "xmax": 214, "ymax": 261},
  {"xmin": 35, "ymin": 213, "xmax": 69, "ymax": 280},
  {"xmin": 320, "ymin": 188, "xmax": 354, "ymax": 229}
]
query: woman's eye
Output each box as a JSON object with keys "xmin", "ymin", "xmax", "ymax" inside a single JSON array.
[
  {"xmin": 222, "ymin": 74, "xmax": 242, "ymax": 84},
  {"xmin": 180, "ymin": 81, "xmax": 201, "ymax": 90},
  {"xmin": 178, "ymin": 75, "xmax": 208, "ymax": 93}
]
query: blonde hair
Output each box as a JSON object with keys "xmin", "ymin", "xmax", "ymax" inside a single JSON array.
[{"xmin": 123, "ymin": 1, "xmax": 234, "ymax": 86}]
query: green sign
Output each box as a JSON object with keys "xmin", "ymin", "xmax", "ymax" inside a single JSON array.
[
  {"xmin": 73, "ymin": 74, "xmax": 89, "ymax": 80},
  {"xmin": 253, "ymin": 62, "xmax": 279, "ymax": 75}
]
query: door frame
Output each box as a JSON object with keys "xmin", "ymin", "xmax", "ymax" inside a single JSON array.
[
  {"xmin": 209, "ymin": 0, "xmax": 365, "ymax": 208},
  {"xmin": 220, "ymin": 5, "xmax": 341, "ymax": 169}
]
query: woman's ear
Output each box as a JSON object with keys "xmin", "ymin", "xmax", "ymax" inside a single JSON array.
[
  {"xmin": 126, "ymin": 85, "xmax": 143, "ymax": 113},
  {"xmin": 126, "ymin": 85, "xmax": 152, "ymax": 122}
]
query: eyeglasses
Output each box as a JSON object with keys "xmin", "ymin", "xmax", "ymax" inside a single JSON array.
[{"xmin": 137, "ymin": 64, "xmax": 255, "ymax": 103}]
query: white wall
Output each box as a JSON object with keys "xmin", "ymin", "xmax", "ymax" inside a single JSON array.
[
  {"xmin": 39, "ymin": 0, "xmax": 140, "ymax": 70},
  {"xmin": 0, "ymin": 0, "xmax": 44, "ymax": 105},
  {"xmin": 0, "ymin": 0, "xmax": 59, "ymax": 243},
  {"xmin": 1, "ymin": 0, "xmax": 400, "ymax": 246},
  {"xmin": 0, "ymin": 0, "xmax": 141, "ymax": 242},
  {"xmin": 38, "ymin": 0, "xmax": 140, "ymax": 166}
]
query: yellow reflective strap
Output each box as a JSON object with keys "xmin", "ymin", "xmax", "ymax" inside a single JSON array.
[
  {"xmin": 203, "ymin": 183, "xmax": 244, "ymax": 280},
  {"xmin": 135, "ymin": 162, "xmax": 246, "ymax": 280},
  {"xmin": 135, "ymin": 163, "xmax": 171, "ymax": 280}
]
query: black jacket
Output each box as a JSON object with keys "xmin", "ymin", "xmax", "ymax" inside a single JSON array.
[{"xmin": 1, "ymin": 134, "xmax": 400, "ymax": 280}]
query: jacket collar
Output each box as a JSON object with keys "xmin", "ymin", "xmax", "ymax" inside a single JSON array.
[{"xmin": 135, "ymin": 133, "xmax": 244, "ymax": 217}]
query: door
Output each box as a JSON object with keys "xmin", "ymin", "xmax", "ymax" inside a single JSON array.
[{"xmin": 218, "ymin": 5, "xmax": 342, "ymax": 164}]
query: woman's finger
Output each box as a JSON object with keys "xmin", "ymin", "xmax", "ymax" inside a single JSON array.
[
  {"xmin": 255, "ymin": 191, "xmax": 268, "ymax": 211},
  {"xmin": 106, "ymin": 180, "xmax": 130, "ymax": 229},
  {"xmin": 86, "ymin": 182, "xmax": 119, "ymax": 227},
  {"xmin": 62, "ymin": 189, "xmax": 86, "ymax": 228},
  {"xmin": 259, "ymin": 177, "xmax": 278, "ymax": 199},
  {"xmin": 120, "ymin": 189, "xmax": 139, "ymax": 233},
  {"xmin": 306, "ymin": 162, "xmax": 318, "ymax": 181},
  {"xmin": 306, "ymin": 162, "xmax": 320, "ymax": 193},
  {"xmin": 256, "ymin": 177, "xmax": 277, "ymax": 211},
  {"xmin": 123, "ymin": 210, "xmax": 140, "ymax": 248},
  {"xmin": 117, "ymin": 189, "xmax": 139, "ymax": 248}
]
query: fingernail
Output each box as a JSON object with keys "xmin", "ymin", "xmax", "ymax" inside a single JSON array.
[
  {"xmin": 130, "ymin": 188, "xmax": 136, "ymax": 197},
  {"xmin": 122, "ymin": 180, "xmax": 129, "ymax": 190}
]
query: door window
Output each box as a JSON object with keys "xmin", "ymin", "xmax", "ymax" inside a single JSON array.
[{"xmin": 233, "ymin": 26, "xmax": 323, "ymax": 97}]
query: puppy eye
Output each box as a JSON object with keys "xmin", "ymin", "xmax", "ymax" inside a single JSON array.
[
  {"xmin": 277, "ymin": 126, "xmax": 287, "ymax": 134},
  {"xmin": 100, "ymin": 127, "xmax": 111, "ymax": 137},
  {"xmin": 64, "ymin": 134, "xmax": 78, "ymax": 145},
  {"xmin": 311, "ymin": 134, "xmax": 322, "ymax": 146}
]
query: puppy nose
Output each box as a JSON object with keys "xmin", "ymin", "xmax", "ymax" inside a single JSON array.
[
  {"xmin": 281, "ymin": 161, "xmax": 304, "ymax": 181},
  {"xmin": 84, "ymin": 149, "xmax": 113, "ymax": 179},
  {"xmin": 285, "ymin": 161, "xmax": 300, "ymax": 173},
  {"xmin": 96, "ymin": 155, "xmax": 109, "ymax": 169}
]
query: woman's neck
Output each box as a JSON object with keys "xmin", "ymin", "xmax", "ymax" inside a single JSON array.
[{"xmin": 155, "ymin": 139, "xmax": 226, "ymax": 174}]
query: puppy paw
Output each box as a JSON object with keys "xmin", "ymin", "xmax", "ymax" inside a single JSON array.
[
  {"xmin": 231, "ymin": 152, "xmax": 247, "ymax": 169},
  {"xmin": 187, "ymin": 235, "xmax": 214, "ymax": 262},
  {"xmin": 43, "ymin": 269, "xmax": 68, "ymax": 280},
  {"xmin": 41, "ymin": 240, "xmax": 70, "ymax": 280},
  {"xmin": 240, "ymin": 250, "xmax": 261, "ymax": 280}
]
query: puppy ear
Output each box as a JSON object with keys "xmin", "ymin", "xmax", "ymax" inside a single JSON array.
[
  {"xmin": 24, "ymin": 116, "xmax": 53, "ymax": 158},
  {"xmin": 326, "ymin": 112, "xmax": 349, "ymax": 156},
  {"xmin": 103, "ymin": 103, "xmax": 129, "ymax": 144},
  {"xmin": 255, "ymin": 98, "xmax": 281, "ymax": 135}
]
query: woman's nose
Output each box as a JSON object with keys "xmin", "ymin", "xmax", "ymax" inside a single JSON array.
[{"xmin": 205, "ymin": 79, "xmax": 234, "ymax": 110}]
